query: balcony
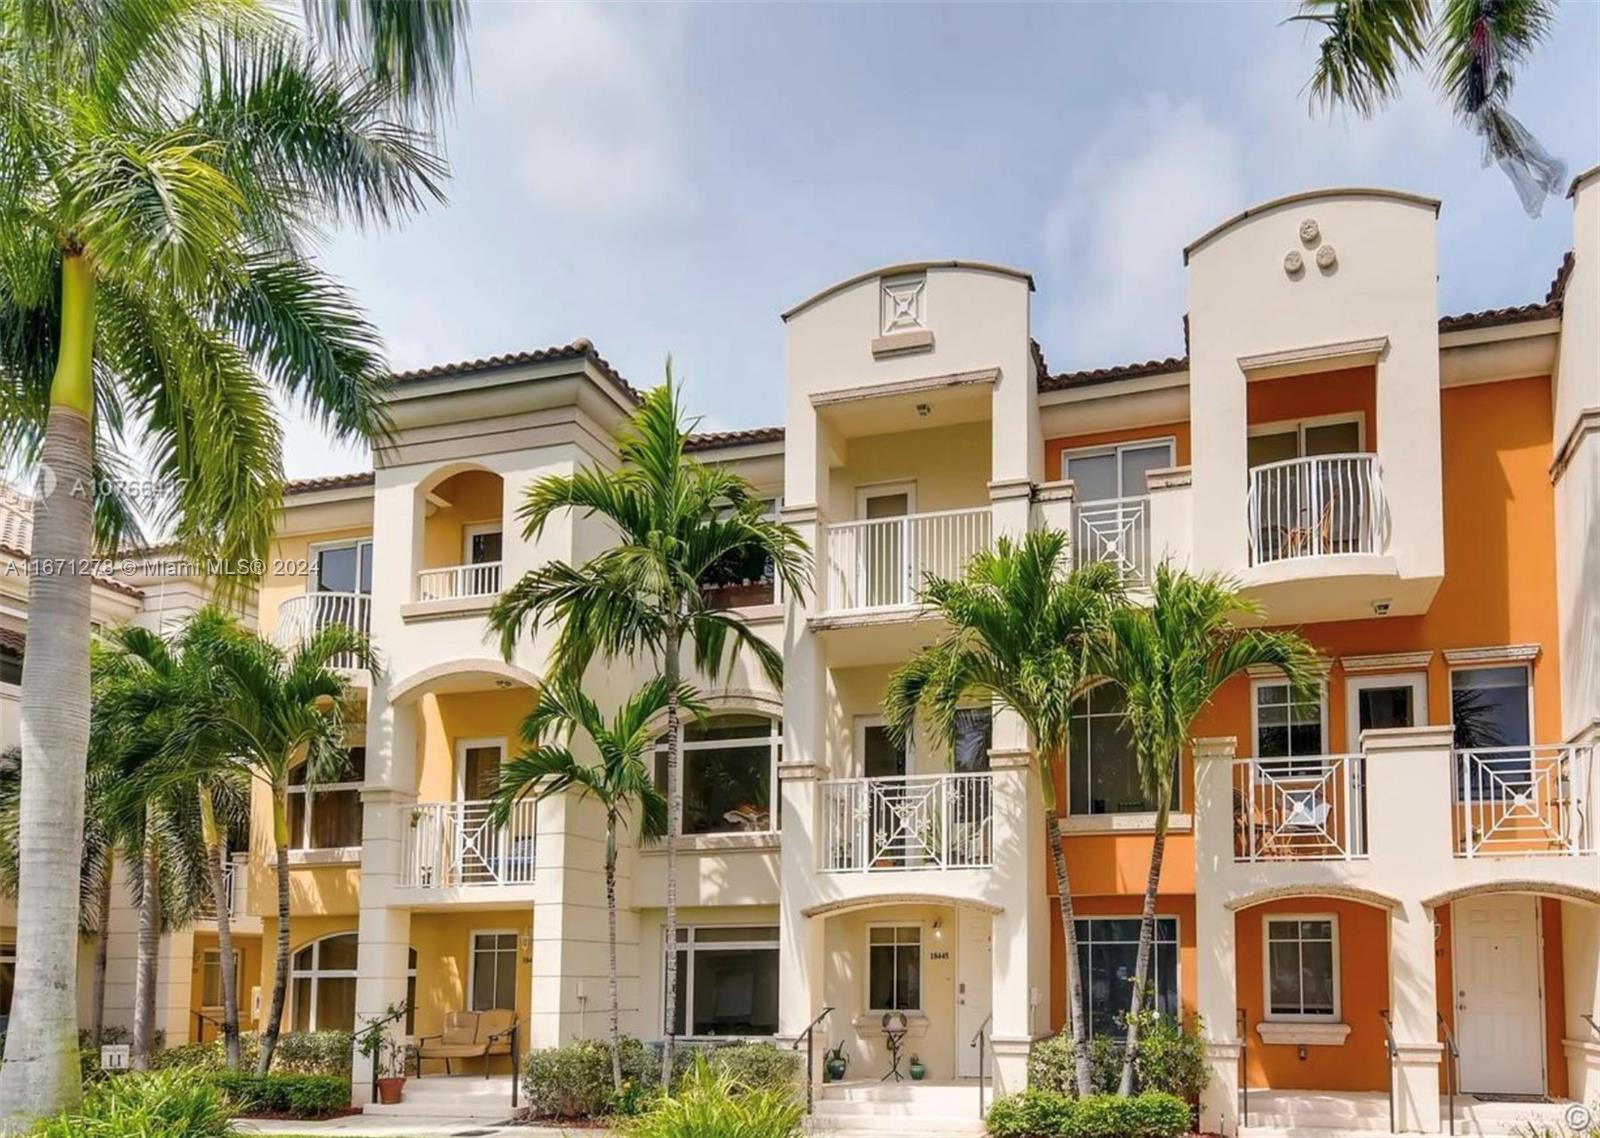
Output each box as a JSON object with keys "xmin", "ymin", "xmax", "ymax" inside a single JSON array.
[
  {"xmin": 1232, "ymin": 754, "xmax": 1368, "ymax": 862},
  {"xmin": 274, "ymin": 591, "xmax": 371, "ymax": 666},
  {"xmin": 819, "ymin": 773, "xmax": 993, "ymax": 871},
  {"xmin": 1074, "ymin": 496, "xmax": 1151, "ymax": 585},
  {"xmin": 821, "ymin": 506, "xmax": 991, "ymax": 614},
  {"xmin": 197, "ymin": 854, "xmax": 249, "ymax": 921},
  {"xmin": 1452, "ymin": 745, "xmax": 1595, "ymax": 858},
  {"xmin": 1247, "ymin": 453, "xmax": 1384, "ymax": 565},
  {"xmin": 398, "ymin": 798, "xmax": 537, "ymax": 889},
  {"xmin": 416, "ymin": 561, "xmax": 502, "ymax": 602}
]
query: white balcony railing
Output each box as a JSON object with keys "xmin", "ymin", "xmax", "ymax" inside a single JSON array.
[
  {"xmin": 1075, "ymin": 496, "xmax": 1151, "ymax": 584},
  {"xmin": 399, "ymin": 798, "xmax": 538, "ymax": 888},
  {"xmin": 823, "ymin": 507, "xmax": 991, "ymax": 612},
  {"xmin": 198, "ymin": 854, "xmax": 248, "ymax": 921},
  {"xmin": 1232, "ymin": 755, "xmax": 1368, "ymax": 861},
  {"xmin": 417, "ymin": 561, "xmax": 502, "ymax": 602},
  {"xmin": 820, "ymin": 773, "xmax": 993, "ymax": 871},
  {"xmin": 1247, "ymin": 453, "xmax": 1384, "ymax": 565},
  {"xmin": 274, "ymin": 591, "xmax": 371, "ymax": 664},
  {"xmin": 1452, "ymin": 745, "xmax": 1595, "ymax": 857}
]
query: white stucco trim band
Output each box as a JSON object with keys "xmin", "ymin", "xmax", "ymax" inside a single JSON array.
[
  {"xmin": 1340, "ymin": 650, "xmax": 1434, "ymax": 673},
  {"xmin": 1551, "ymin": 407, "xmax": 1600, "ymax": 483},
  {"xmin": 808, "ymin": 366, "xmax": 1000, "ymax": 408},
  {"xmin": 1237, "ymin": 335, "xmax": 1390, "ymax": 376},
  {"xmin": 1441, "ymin": 643, "xmax": 1542, "ymax": 665}
]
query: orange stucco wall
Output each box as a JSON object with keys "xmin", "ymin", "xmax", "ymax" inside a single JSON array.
[
  {"xmin": 1244, "ymin": 366, "xmax": 1379, "ymax": 450},
  {"xmin": 1236, "ymin": 899, "xmax": 1391, "ymax": 1092},
  {"xmin": 1044, "ymin": 421, "xmax": 1192, "ymax": 482}
]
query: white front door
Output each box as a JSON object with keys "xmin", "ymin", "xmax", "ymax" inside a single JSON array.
[
  {"xmin": 956, "ymin": 910, "xmax": 992, "ymax": 1078},
  {"xmin": 1454, "ymin": 894, "xmax": 1545, "ymax": 1094}
]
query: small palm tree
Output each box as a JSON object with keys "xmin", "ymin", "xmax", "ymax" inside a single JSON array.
[
  {"xmin": 173, "ymin": 612, "xmax": 375, "ymax": 1075},
  {"xmin": 0, "ymin": 1, "xmax": 447, "ymax": 1115},
  {"xmin": 1097, "ymin": 565, "xmax": 1319, "ymax": 1094},
  {"xmin": 490, "ymin": 376, "xmax": 810, "ymax": 1081},
  {"xmin": 884, "ymin": 532, "xmax": 1123, "ymax": 1097},
  {"xmin": 1291, "ymin": 0, "xmax": 1567, "ymax": 214},
  {"xmin": 493, "ymin": 676, "xmax": 686, "ymax": 1092}
]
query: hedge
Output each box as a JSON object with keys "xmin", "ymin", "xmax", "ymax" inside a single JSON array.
[
  {"xmin": 522, "ymin": 1038, "xmax": 801, "ymax": 1120},
  {"xmin": 1027, "ymin": 1015, "xmax": 1208, "ymax": 1101},
  {"xmin": 210, "ymin": 1071, "xmax": 350, "ymax": 1119},
  {"xmin": 986, "ymin": 1092, "xmax": 1191, "ymax": 1138}
]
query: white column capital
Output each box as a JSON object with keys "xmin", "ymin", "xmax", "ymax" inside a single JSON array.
[{"xmin": 1192, "ymin": 736, "xmax": 1238, "ymax": 761}]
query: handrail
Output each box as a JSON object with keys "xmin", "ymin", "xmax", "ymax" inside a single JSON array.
[
  {"xmin": 1438, "ymin": 1012, "xmax": 1460, "ymax": 1136},
  {"xmin": 971, "ymin": 1012, "xmax": 993, "ymax": 1118},
  {"xmin": 1583, "ymin": 1012, "xmax": 1600, "ymax": 1042},
  {"xmin": 1379, "ymin": 1010, "xmax": 1398, "ymax": 1134},
  {"xmin": 192, "ymin": 1008, "xmax": 223, "ymax": 1044},
  {"xmin": 791, "ymin": 1006, "xmax": 835, "ymax": 1115},
  {"xmin": 1236, "ymin": 1008, "xmax": 1249, "ymax": 1128}
]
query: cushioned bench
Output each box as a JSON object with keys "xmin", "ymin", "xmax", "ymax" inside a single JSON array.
[{"xmin": 415, "ymin": 1009, "xmax": 518, "ymax": 1076}]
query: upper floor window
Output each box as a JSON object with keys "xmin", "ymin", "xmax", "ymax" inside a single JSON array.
[
  {"xmin": 1246, "ymin": 417, "xmax": 1363, "ymax": 468},
  {"xmin": 310, "ymin": 539, "xmax": 372, "ymax": 596},
  {"xmin": 656, "ymin": 714, "xmax": 781, "ymax": 835},
  {"xmin": 700, "ymin": 498, "xmax": 780, "ymax": 610},
  {"xmin": 1450, "ymin": 665, "xmax": 1531, "ymax": 751},
  {"xmin": 0, "ymin": 631, "xmax": 21, "ymax": 685},
  {"xmin": 288, "ymin": 746, "xmax": 364, "ymax": 850},
  {"xmin": 1254, "ymin": 680, "xmax": 1326, "ymax": 768},
  {"xmin": 1070, "ymin": 686, "xmax": 1178, "ymax": 816},
  {"xmin": 1061, "ymin": 440, "xmax": 1174, "ymax": 503}
]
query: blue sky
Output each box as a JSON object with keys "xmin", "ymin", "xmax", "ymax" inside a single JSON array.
[{"xmin": 286, "ymin": 1, "xmax": 1600, "ymax": 478}]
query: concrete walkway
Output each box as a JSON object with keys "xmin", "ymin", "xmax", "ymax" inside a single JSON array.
[{"xmin": 237, "ymin": 1119, "xmax": 607, "ymax": 1137}]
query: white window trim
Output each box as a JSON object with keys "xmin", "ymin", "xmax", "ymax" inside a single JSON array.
[
  {"xmin": 1058, "ymin": 437, "xmax": 1178, "ymax": 492},
  {"xmin": 1447, "ymin": 662, "xmax": 1536, "ymax": 747},
  {"xmin": 1069, "ymin": 684, "xmax": 1182, "ymax": 816},
  {"xmin": 1074, "ymin": 914, "xmax": 1183, "ymax": 1019},
  {"xmin": 854, "ymin": 714, "xmax": 913, "ymax": 779},
  {"xmin": 467, "ymin": 928, "xmax": 519, "ymax": 1013},
  {"xmin": 455, "ymin": 737, "xmax": 507, "ymax": 802},
  {"xmin": 1262, "ymin": 913, "xmax": 1341, "ymax": 1023},
  {"xmin": 1250, "ymin": 678, "xmax": 1330, "ymax": 759},
  {"xmin": 855, "ymin": 480, "xmax": 917, "ymax": 519},
  {"xmin": 865, "ymin": 921, "xmax": 924, "ymax": 1014},
  {"xmin": 1346, "ymin": 672, "xmax": 1428, "ymax": 749},
  {"xmin": 657, "ymin": 715, "xmax": 782, "ymax": 836},
  {"xmin": 1245, "ymin": 412, "xmax": 1367, "ymax": 453},
  {"xmin": 289, "ymin": 933, "xmax": 358, "ymax": 1032},
  {"xmin": 662, "ymin": 924, "xmax": 781, "ymax": 1040},
  {"xmin": 306, "ymin": 537, "xmax": 373, "ymax": 595},
  {"xmin": 461, "ymin": 522, "xmax": 503, "ymax": 565},
  {"xmin": 287, "ymin": 745, "xmax": 365, "ymax": 853}
]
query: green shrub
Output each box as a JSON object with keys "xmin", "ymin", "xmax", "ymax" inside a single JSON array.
[
  {"xmin": 211, "ymin": 1071, "xmax": 349, "ymax": 1118},
  {"xmin": 620, "ymin": 1056, "xmax": 803, "ymax": 1138},
  {"xmin": 523, "ymin": 1039, "xmax": 618, "ymax": 1119},
  {"xmin": 1026, "ymin": 1015, "xmax": 1208, "ymax": 1100},
  {"xmin": 152, "ymin": 1041, "xmax": 226, "ymax": 1072},
  {"xmin": 703, "ymin": 1042, "xmax": 800, "ymax": 1093},
  {"xmin": 28, "ymin": 1070, "xmax": 234, "ymax": 1138},
  {"xmin": 263, "ymin": 1030, "xmax": 354, "ymax": 1075},
  {"xmin": 984, "ymin": 1091, "xmax": 1189, "ymax": 1138}
]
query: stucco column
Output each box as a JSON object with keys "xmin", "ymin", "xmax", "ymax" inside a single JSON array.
[
  {"xmin": 988, "ymin": 735, "xmax": 1041, "ymax": 1096},
  {"xmin": 158, "ymin": 930, "xmax": 196, "ymax": 1045},
  {"xmin": 352, "ymin": 904, "xmax": 411, "ymax": 1104},
  {"xmin": 1193, "ymin": 737, "xmax": 1242, "ymax": 1135},
  {"xmin": 777, "ymin": 759, "xmax": 825, "ymax": 1095}
]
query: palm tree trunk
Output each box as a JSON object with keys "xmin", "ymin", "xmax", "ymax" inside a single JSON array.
[
  {"xmin": 1041, "ymin": 746, "xmax": 1094, "ymax": 1098},
  {"xmin": 200, "ymin": 786, "xmax": 241, "ymax": 1069},
  {"xmin": 133, "ymin": 812, "xmax": 162, "ymax": 1071},
  {"xmin": 258, "ymin": 787, "xmax": 292, "ymax": 1075},
  {"xmin": 90, "ymin": 848, "xmax": 113, "ymax": 1049},
  {"xmin": 658, "ymin": 623, "xmax": 682, "ymax": 1088},
  {"xmin": 0, "ymin": 253, "xmax": 97, "ymax": 1122},
  {"xmin": 605, "ymin": 814, "xmax": 622, "ymax": 1093},
  {"xmin": 1117, "ymin": 794, "xmax": 1171, "ymax": 1095}
]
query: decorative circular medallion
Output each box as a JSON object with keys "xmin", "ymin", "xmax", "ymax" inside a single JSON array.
[
  {"xmin": 1316, "ymin": 244, "xmax": 1337, "ymax": 270},
  {"xmin": 1299, "ymin": 218, "xmax": 1321, "ymax": 244},
  {"xmin": 1283, "ymin": 250, "xmax": 1304, "ymax": 275}
]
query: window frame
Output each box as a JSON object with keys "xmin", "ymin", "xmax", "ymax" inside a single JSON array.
[
  {"xmin": 1245, "ymin": 413, "xmax": 1367, "ymax": 460},
  {"xmin": 1345, "ymin": 672, "xmax": 1428, "ymax": 749},
  {"xmin": 1069, "ymin": 683, "xmax": 1181, "ymax": 816},
  {"xmin": 657, "ymin": 714, "xmax": 783, "ymax": 836},
  {"xmin": 1262, "ymin": 913, "xmax": 1341, "ymax": 1023},
  {"xmin": 461, "ymin": 522, "xmax": 504, "ymax": 566},
  {"xmin": 1074, "ymin": 914, "xmax": 1182, "ymax": 1035},
  {"xmin": 467, "ymin": 929, "xmax": 520, "ymax": 1013},
  {"xmin": 865, "ymin": 922, "xmax": 924, "ymax": 1014},
  {"xmin": 306, "ymin": 537, "xmax": 374, "ymax": 596},
  {"xmin": 1251, "ymin": 678, "xmax": 1330, "ymax": 761},
  {"xmin": 854, "ymin": 714, "xmax": 912, "ymax": 779},
  {"xmin": 289, "ymin": 932, "xmax": 359, "ymax": 1032},
  {"xmin": 1057, "ymin": 437, "xmax": 1177, "ymax": 499},
  {"xmin": 455, "ymin": 737, "xmax": 508, "ymax": 803},
  {"xmin": 1448, "ymin": 663, "xmax": 1535, "ymax": 749},
  {"xmin": 199, "ymin": 948, "xmax": 242, "ymax": 1010},
  {"xmin": 662, "ymin": 924, "xmax": 781, "ymax": 1040},
  {"xmin": 854, "ymin": 480, "xmax": 917, "ymax": 520},
  {"xmin": 286, "ymin": 745, "xmax": 366, "ymax": 852}
]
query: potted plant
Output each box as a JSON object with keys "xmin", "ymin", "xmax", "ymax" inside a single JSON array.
[
  {"xmin": 908, "ymin": 1054, "xmax": 926, "ymax": 1081},
  {"xmin": 824, "ymin": 1042, "xmax": 848, "ymax": 1083},
  {"xmin": 356, "ymin": 1001, "xmax": 411, "ymax": 1105}
]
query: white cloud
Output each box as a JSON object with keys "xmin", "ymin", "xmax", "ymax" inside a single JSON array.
[
  {"xmin": 1042, "ymin": 96, "xmax": 1245, "ymax": 366},
  {"xmin": 477, "ymin": 3, "xmax": 695, "ymax": 222}
]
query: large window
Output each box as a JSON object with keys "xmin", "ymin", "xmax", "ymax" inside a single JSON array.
[
  {"xmin": 1451, "ymin": 666, "xmax": 1531, "ymax": 751},
  {"xmin": 1254, "ymin": 681, "xmax": 1326, "ymax": 774},
  {"xmin": 290, "ymin": 933, "xmax": 357, "ymax": 1032},
  {"xmin": 1070, "ymin": 686, "xmax": 1178, "ymax": 815},
  {"xmin": 1264, "ymin": 916, "xmax": 1338, "ymax": 1021},
  {"xmin": 868, "ymin": 924, "xmax": 922, "ymax": 1012},
  {"xmin": 1246, "ymin": 418, "xmax": 1363, "ymax": 467},
  {"xmin": 656, "ymin": 714, "xmax": 780, "ymax": 835},
  {"xmin": 470, "ymin": 931, "xmax": 518, "ymax": 1011},
  {"xmin": 1062, "ymin": 440, "xmax": 1175, "ymax": 501},
  {"xmin": 1075, "ymin": 917, "xmax": 1179, "ymax": 1037},
  {"xmin": 666, "ymin": 925, "xmax": 779, "ymax": 1038},
  {"xmin": 287, "ymin": 746, "xmax": 364, "ymax": 850}
]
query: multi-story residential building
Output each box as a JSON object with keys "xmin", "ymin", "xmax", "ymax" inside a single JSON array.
[{"xmin": 1, "ymin": 169, "xmax": 1597, "ymax": 1134}]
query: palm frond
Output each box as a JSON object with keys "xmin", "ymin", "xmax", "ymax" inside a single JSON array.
[{"xmin": 302, "ymin": 0, "xmax": 469, "ymax": 121}]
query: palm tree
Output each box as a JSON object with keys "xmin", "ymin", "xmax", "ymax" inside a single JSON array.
[
  {"xmin": 489, "ymin": 376, "xmax": 810, "ymax": 1082},
  {"xmin": 172, "ymin": 613, "xmax": 375, "ymax": 1075},
  {"xmin": 1290, "ymin": 0, "xmax": 1567, "ymax": 215},
  {"xmin": 884, "ymin": 532, "xmax": 1123, "ymax": 1097},
  {"xmin": 304, "ymin": 0, "xmax": 471, "ymax": 120},
  {"xmin": 0, "ymin": 2, "xmax": 447, "ymax": 1116},
  {"xmin": 1097, "ymin": 566, "xmax": 1319, "ymax": 1095},
  {"xmin": 492, "ymin": 676, "xmax": 682, "ymax": 1092}
]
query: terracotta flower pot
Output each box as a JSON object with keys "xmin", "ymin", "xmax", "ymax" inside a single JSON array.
[{"xmin": 376, "ymin": 1076, "xmax": 406, "ymax": 1105}]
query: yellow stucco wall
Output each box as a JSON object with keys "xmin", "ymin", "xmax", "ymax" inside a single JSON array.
[
  {"xmin": 828, "ymin": 420, "xmax": 992, "ymax": 521},
  {"xmin": 421, "ymin": 470, "xmax": 504, "ymax": 571},
  {"xmin": 189, "ymin": 931, "xmax": 265, "ymax": 1033},
  {"xmin": 411, "ymin": 909, "xmax": 532, "ymax": 1074},
  {"xmin": 257, "ymin": 526, "xmax": 373, "ymax": 637},
  {"xmin": 415, "ymin": 689, "xmax": 536, "ymax": 800}
]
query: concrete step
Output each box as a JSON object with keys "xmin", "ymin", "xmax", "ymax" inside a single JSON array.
[
  {"xmin": 807, "ymin": 1116, "xmax": 987, "ymax": 1135},
  {"xmin": 362, "ymin": 1075, "xmax": 519, "ymax": 1121},
  {"xmin": 811, "ymin": 1080, "xmax": 987, "ymax": 1134}
]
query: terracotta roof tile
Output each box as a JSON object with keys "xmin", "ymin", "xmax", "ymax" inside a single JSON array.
[
  {"xmin": 391, "ymin": 340, "xmax": 640, "ymax": 404},
  {"xmin": 685, "ymin": 427, "xmax": 785, "ymax": 452},
  {"xmin": 1038, "ymin": 356, "xmax": 1189, "ymax": 392},
  {"xmin": 1436, "ymin": 301, "xmax": 1561, "ymax": 333},
  {"xmin": 0, "ymin": 542, "xmax": 144, "ymax": 598},
  {"xmin": 284, "ymin": 471, "xmax": 375, "ymax": 495}
]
